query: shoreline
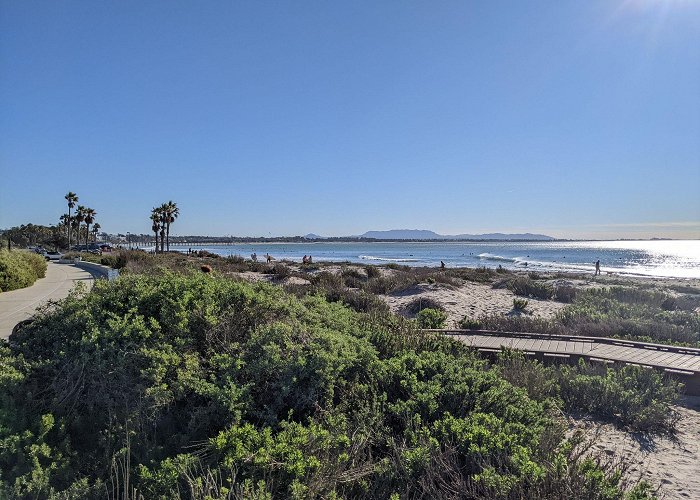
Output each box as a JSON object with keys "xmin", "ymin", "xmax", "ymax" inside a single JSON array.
[{"xmin": 135, "ymin": 243, "xmax": 700, "ymax": 280}]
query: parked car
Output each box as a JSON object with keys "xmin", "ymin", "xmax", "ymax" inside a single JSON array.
[{"xmin": 42, "ymin": 251, "xmax": 63, "ymax": 261}]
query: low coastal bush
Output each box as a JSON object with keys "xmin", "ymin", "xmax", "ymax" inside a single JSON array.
[
  {"xmin": 553, "ymin": 283, "xmax": 578, "ymax": 303},
  {"xmin": 459, "ymin": 317, "xmax": 484, "ymax": 330},
  {"xmin": 341, "ymin": 266, "xmax": 366, "ymax": 288},
  {"xmin": 416, "ymin": 307, "xmax": 448, "ymax": 328},
  {"xmin": 559, "ymin": 287, "xmax": 700, "ymax": 345},
  {"xmin": 447, "ymin": 266, "xmax": 504, "ymax": 284},
  {"xmin": 508, "ymin": 276, "xmax": 553, "ymax": 300},
  {"xmin": 513, "ymin": 298, "xmax": 529, "ymax": 311},
  {"xmin": 558, "ymin": 361, "xmax": 681, "ymax": 432},
  {"xmin": 0, "ymin": 249, "xmax": 47, "ymax": 292},
  {"xmin": 0, "ymin": 272, "xmax": 657, "ymax": 498},
  {"xmin": 365, "ymin": 265, "xmax": 381, "ymax": 279},
  {"xmin": 474, "ymin": 286, "xmax": 700, "ymax": 347},
  {"xmin": 404, "ymin": 296, "xmax": 444, "ymax": 315},
  {"xmin": 496, "ymin": 350, "xmax": 680, "ymax": 433},
  {"xmin": 474, "ymin": 314, "xmax": 560, "ymax": 335}
]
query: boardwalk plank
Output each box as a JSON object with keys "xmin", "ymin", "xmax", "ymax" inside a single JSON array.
[
  {"xmin": 682, "ymin": 357, "xmax": 700, "ymax": 371},
  {"xmin": 667, "ymin": 355, "xmax": 700, "ymax": 371},
  {"xmin": 452, "ymin": 333, "xmax": 700, "ymax": 387},
  {"xmin": 523, "ymin": 338, "xmax": 538, "ymax": 351},
  {"xmin": 633, "ymin": 348, "xmax": 667, "ymax": 365},
  {"xmin": 640, "ymin": 351, "xmax": 678, "ymax": 367},
  {"xmin": 650, "ymin": 352, "xmax": 684, "ymax": 367},
  {"xmin": 658, "ymin": 353, "xmax": 693, "ymax": 367}
]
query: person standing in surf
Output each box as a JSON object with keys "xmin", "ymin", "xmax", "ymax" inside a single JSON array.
[{"xmin": 595, "ymin": 260, "xmax": 601, "ymax": 276}]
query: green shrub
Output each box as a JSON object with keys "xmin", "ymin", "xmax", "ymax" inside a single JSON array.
[
  {"xmin": 459, "ymin": 317, "xmax": 483, "ymax": 330},
  {"xmin": 365, "ymin": 265, "xmax": 381, "ymax": 279},
  {"xmin": 341, "ymin": 267, "xmax": 366, "ymax": 288},
  {"xmin": 513, "ymin": 298, "xmax": 529, "ymax": 311},
  {"xmin": 475, "ymin": 314, "xmax": 560, "ymax": 335},
  {"xmin": 0, "ymin": 272, "xmax": 662, "ymax": 498},
  {"xmin": 553, "ymin": 284, "xmax": 577, "ymax": 303},
  {"xmin": 558, "ymin": 287, "xmax": 700, "ymax": 345},
  {"xmin": 0, "ymin": 250, "xmax": 47, "ymax": 292},
  {"xmin": 99, "ymin": 253, "xmax": 128, "ymax": 269},
  {"xmin": 264, "ymin": 262, "xmax": 290, "ymax": 278},
  {"xmin": 23, "ymin": 251, "xmax": 47, "ymax": 279},
  {"xmin": 557, "ymin": 361, "xmax": 680, "ymax": 432},
  {"xmin": 416, "ymin": 307, "xmax": 447, "ymax": 329},
  {"xmin": 508, "ymin": 276, "xmax": 553, "ymax": 300},
  {"xmin": 496, "ymin": 351, "xmax": 680, "ymax": 433},
  {"xmin": 404, "ymin": 296, "xmax": 444, "ymax": 315}
]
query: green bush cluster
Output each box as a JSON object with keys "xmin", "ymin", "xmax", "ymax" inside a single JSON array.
[
  {"xmin": 496, "ymin": 350, "xmax": 680, "ymax": 433},
  {"xmin": 298, "ymin": 271, "xmax": 390, "ymax": 314},
  {"xmin": 513, "ymin": 298, "xmax": 529, "ymax": 311},
  {"xmin": 0, "ymin": 250, "xmax": 47, "ymax": 292},
  {"xmin": 416, "ymin": 307, "xmax": 448, "ymax": 328},
  {"xmin": 506, "ymin": 276, "xmax": 553, "ymax": 300},
  {"xmin": 0, "ymin": 273, "xmax": 657, "ymax": 499},
  {"xmin": 558, "ymin": 287, "xmax": 700, "ymax": 345},
  {"xmin": 475, "ymin": 286, "xmax": 700, "ymax": 347}
]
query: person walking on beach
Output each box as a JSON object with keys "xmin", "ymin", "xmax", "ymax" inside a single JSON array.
[
  {"xmin": 595, "ymin": 260, "xmax": 601, "ymax": 276},
  {"xmin": 251, "ymin": 252, "xmax": 257, "ymax": 262},
  {"xmin": 302, "ymin": 255, "xmax": 308, "ymax": 264},
  {"xmin": 440, "ymin": 260, "xmax": 445, "ymax": 269},
  {"xmin": 266, "ymin": 253, "xmax": 272, "ymax": 263}
]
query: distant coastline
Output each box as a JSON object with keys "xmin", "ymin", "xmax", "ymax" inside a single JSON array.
[{"xmin": 167, "ymin": 237, "xmax": 565, "ymax": 244}]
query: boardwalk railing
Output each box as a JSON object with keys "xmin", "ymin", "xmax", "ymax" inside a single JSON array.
[
  {"xmin": 425, "ymin": 329, "xmax": 700, "ymax": 394},
  {"xmin": 428, "ymin": 329, "xmax": 700, "ymax": 356}
]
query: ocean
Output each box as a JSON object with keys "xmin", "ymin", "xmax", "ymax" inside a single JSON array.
[{"xmin": 162, "ymin": 240, "xmax": 700, "ymax": 279}]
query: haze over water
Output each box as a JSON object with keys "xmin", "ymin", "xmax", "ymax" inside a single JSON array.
[{"xmin": 164, "ymin": 240, "xmax": 700, "ymax": 279}]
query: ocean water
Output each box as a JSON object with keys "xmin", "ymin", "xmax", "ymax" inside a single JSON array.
[{"xmin": 165, "ymin": 240, "xmax": 700, "ymax": 279}]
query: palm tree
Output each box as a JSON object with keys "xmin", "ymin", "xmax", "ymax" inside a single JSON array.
[
  {"xmin": 157, "ymin": 203, "xmax": 168, "ymax": 253},
  {"xmin": 92, "ymin": 223, "xmax": 101, "ymax": 243},
  {"xmin": 75, "ymin": 206, "xmax": 86, "ymax": 248},
  {"xmin": 59, "ymin": 214, "xmax": 70, "ymax": 248},
  {"xmin": 150, "ymin": 209, "xmax": 161, "ymax": 253},
  {"xmin": 65, "ymin": 192, "xmax": 78, "ymax": 249},
  {"xmin": 83, "ymin": 208, "xmax": 97, "ymax": 248},
  {"xmin": 163, "ymin": 200, "xmax": 179, "ymax": 252}
]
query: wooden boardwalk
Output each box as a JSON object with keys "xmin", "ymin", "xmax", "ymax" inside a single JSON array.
[{"xmin": 432, "ymin": 329, "xmax": 700, "ymax": 394}]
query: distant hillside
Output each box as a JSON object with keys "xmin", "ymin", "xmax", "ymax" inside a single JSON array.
[{"xmin": 360, "ymin": 229, "xmax": 555, "ymax": 241}]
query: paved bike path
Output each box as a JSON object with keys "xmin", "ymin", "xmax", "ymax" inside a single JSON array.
[{"xmin": 0, "ymin": 262, "xmax": 95, "ymax": 339}]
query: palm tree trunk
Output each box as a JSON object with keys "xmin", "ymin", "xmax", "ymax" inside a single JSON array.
[
  {"xmin": 85, "ymin": 223, "xmax": 90, "ymax": 248},
  {"xmin": 166, "ymin": 222, "xmax": 170, "ymax": 252},
  {"xmin": 67, "ymin": 208, "xmax": 71, "ymax": 250}
]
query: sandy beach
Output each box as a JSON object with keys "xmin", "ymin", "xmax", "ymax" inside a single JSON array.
[
  {"xmin": 236, "ymin": 261, "xmax": 700, "ymax": 327},
  {"xmin": 573, "ymin": 397, "xmax": 700, "ymax": 499}
]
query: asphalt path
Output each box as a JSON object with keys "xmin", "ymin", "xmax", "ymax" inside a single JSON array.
[{"xmin": 0, "ymin": 261, "xmax": 96, "ymax": 339}]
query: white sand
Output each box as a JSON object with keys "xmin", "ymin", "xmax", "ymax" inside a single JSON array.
[
  {"xmin": 383, "ymin": 281, "xmax": 566, "ymax": 327},
  {"xmin": 573, "ymin": 397, "xmax": 700, "ymax": 498}
]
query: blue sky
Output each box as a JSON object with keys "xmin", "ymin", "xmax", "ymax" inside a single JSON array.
[{"xmin": 1, "ymin": 0, "xmax": 699, "ymax": 239}]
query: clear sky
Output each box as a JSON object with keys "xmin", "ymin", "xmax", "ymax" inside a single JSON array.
[{"xmin": 1, "ymin": 1, "xmax": 699, "ymax": 239}]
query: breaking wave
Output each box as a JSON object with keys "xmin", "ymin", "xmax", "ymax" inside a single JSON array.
[
  {"xmin": 477, "ymin": 253, "xmax": 517, "ymax": 263},
  {"xmin": 359, "ymin": 255, "xmax": 420, "ymax": 262}
]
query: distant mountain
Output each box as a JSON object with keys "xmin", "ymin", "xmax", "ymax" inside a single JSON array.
[
  {"xmin": 359, "ymin": 229, "xmax": 555, "ymax": 241},
  {"xmin": 361, "ymin": 229, "xmax": 442, "ymax": 240},
  {"xmin": 304, "ymin": 233, "xmax": 326, "ymax": 240}
]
